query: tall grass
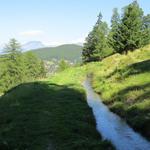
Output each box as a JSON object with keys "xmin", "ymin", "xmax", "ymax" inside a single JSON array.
[
  {"xmin": 0, "ymin": 66, "xmax": 113, "ymax": 149},
  {"xmin": 86, "ymin": 45, "xmax": 150, "ymax": 139}
]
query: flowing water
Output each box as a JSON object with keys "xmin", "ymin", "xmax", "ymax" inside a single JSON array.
[{"xmin": 83, "ymin": 79, "xmax": 150, "ymax": 150}]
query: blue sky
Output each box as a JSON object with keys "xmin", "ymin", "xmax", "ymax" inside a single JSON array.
[{"xmin": 0, "ymin": 0, "xmax": 149, "ymax": 46}]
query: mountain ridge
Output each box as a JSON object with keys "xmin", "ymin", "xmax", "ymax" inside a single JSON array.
[
  {"xmin": 29, "ymin": 44, "xmax": 83, "ymax": 62},
  {"xmin": 22, "ymin": 41, "xmax": 45, "ymax": 51}
]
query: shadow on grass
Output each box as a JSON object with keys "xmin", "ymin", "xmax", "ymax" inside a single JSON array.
[
  {"xmin": 110, "ymin": 82, "xmax": 150, "ymax": 140},
  {"xmin": 126, "ymin": 59, "xmax": 150, "ymax": 76},
  {"xmin": 106, "ymin": 59, "xmax": 150, "ymax": 79},
  {"xmin": 111, "ymin": 83, "xmax": 150, "ymax": 105},
  {"xmin": 126, "ymin": 107, "xmax": 150, "ymax": 139},
  {"xmin": 0, "ymin": 82, "xmax": 113, "ymax": 150},
  {"xmin": 111, "ymin": 101, "xmax": 150, "ymax": 140}
]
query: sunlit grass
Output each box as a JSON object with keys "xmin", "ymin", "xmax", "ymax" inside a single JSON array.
[
  {"xmin": 0, "ymin": 65, "xmax": 114, "ymax": 150},
  {"xmin": 86, "ymin": 45, "xmax": 150, "ymax": 139}
]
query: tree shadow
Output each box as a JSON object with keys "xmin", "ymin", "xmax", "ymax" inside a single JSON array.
[
  {"xmin": 0, "ymin": 81, "xmax": 109, "ymax": 150},
  {"xmin": 110, "ymin": 82, "xmax": 150, "ymax": 140},
  {"xmin": 112, "ymin": 82, "xmax": 150, "ymax": 103},
  {"xmin": 125, "ymin": 59, "xmax": 150, "ymax": 77},
  {"xmin": 106, "ymin": 59, "xmax": 150, "ymax": 79},
  {"xmin": 125, "ymin": 105, "xmax": 150, "ymax": 140}
]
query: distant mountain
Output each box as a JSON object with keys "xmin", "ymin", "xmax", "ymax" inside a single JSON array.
[
  {"xmin": 22, "ymin": 41, "xmax": 45, "ymax": 51},
  {"xmin": 29, "ymin": 44, "xmax": 83, "ymax": 62}
]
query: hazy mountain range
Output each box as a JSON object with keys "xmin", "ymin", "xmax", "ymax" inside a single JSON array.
[
  {"xmin": 30, "ymin": 44, "xmax": 82, "ymax": 62},
  {"xmin": 22, "ymin": 41, "xmax": 45, "ymax": 51},
  {"xmin": 0, "ymin": 41, "xmax": 83, "ymax": 53},
  {"xmin": 0, "ymin": 41, "xmax": 83, "ymax": 62}
]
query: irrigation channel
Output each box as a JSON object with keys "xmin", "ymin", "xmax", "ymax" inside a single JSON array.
[{"xmin": 83, "ymin": 79, "xmax": 150, "ymax": 150}]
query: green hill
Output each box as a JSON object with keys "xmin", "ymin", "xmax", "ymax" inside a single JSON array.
[
  {"xmin": 29, "ymin": 44, "xmax": 82, "ymax": 62},
  {"xmin": 0, "ymin": 44, "xmax": 149, "ymax": 149},
  {"xmin": 0, "ymin": 67, "xmax": 113, "ymax": 150},
  {"xmin": 50, "ymin": 44, "xmax": 150, "ymax": 140},
  {"xmin": 84, "ymin": 45, "xmax": 150, "ymax": 140}
]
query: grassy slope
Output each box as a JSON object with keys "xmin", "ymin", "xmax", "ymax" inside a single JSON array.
[
  {"xmin": 85, "ymin": 45, "xmax": 150, "ymax": 139},
  {"xmin": 0, "ymin": 67, "xmax": 113, "ymax": 150},
  {"xmin": 0, "ymin": 44, "xmax": 149, "ymax": 149},
  {"xmin": 30, "ymin": 44, "xmax": 82, "ymax": 62}
]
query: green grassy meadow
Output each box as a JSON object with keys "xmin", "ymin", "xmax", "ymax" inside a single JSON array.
[
  {"xmin": 0, "ymin": 68, "xmax": 113, "ymax": 149},
  {"xmin": 0, "ymin": 44, "xmax": 149, "ymax": 149},
  {"xmin": 86, "ymin": 45, "xmax": 150, "ymax": 139}
]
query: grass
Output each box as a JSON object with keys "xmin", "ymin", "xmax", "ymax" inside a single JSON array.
[
  {"xmin": 30, "ymin": 44, "xmax": 82, "ymax": 62},
  {"xmin": 1, "ymin": 44, "xmax": 149, "ymax": 149},
  {"xmin": 0, "ymin": 67, "xmax": 114, "ymax": 150},
  {"xmin": 85, "ymin": 45, "xmax": 150, "ymax": 140}
]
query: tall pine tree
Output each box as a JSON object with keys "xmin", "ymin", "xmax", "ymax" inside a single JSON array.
[
  {"xmin": 3, "ymin": 39, "xmax": 25, "ymax": 86},
  {"xmin": 142, "ymin": 14, "xmax": 150, "ymax": 46},
  {"xmin": 82, "ymin": 13, "xmax": 109, "ymax": 62},
  {"xmin": 108, "ymin": 8, "xmax": 121, "ymax": 52},
  {"xmin": 117, "ymin": 1, "xmax": 144, "ymax": 54},
  {"xmin": 0, "ymin": 39, "xmax": 46, "ymax": 93},
  {"xmin": 4, "ymin": 38, "xmax": 22, "ymax": 59}
]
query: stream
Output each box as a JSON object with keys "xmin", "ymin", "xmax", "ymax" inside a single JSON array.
[{"xmin": 83, "ymin": 79, "xmax": 150, "ymax": 150}]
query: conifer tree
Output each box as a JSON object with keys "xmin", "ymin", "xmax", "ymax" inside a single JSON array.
[
  {"xmin": 108, "ymin": 8, "xmax": 121, "ymax": 52},
  {"xmin": 4, "ymin": 38, "xmax": 22, "ymax": 59},
  {"xmin": 142, "ymin": 14, "xmax": 150, "ymax": 45},
  {"xmin": 3, "ymin": 39, "xmax": 25, "ymax": 86},
  {"xmin": 82, "ymin": 13, "xmax": 109, "ymax": 62},
  {"xmin": 117, "ymin": 1, "xmax": 144, "ymax": 54},
  {"xmin": 0, "ymin": 39, "xmax": 46, "ymax": 93}
]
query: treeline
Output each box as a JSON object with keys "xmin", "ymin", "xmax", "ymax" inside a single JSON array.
[
  {"xmin": 0, "ymin": 39, "xmax": 46, "ymax": 93},
  {"xmin": 82, "ymin": 1, "xmax": 150, "ymax": 63}
]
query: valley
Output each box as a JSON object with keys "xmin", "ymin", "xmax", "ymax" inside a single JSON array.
[
  {"xmin": 0, "ymin": 44, "xmax": 150, "ymax": 149},
  {"xmin": 0, "ymin": 1, "xmax": 150, "ymax": 150}
]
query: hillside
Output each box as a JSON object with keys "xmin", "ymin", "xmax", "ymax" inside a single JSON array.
[
  {"xmin": 30, "ymin": 44, "xmax": 82, "ymax": 62},
  {"xmin": 51, "ymin": 44, "xmax": 150, "ymax": 140},
  {"xmin": 85, "ymin": 45, "xmax": 150, "ymax": 140},
  {"xmin": 0, "ymin": 67, "xmax": 113, "ymax": 150},
  {"xmin": 0, "ymin": 44, "xmax": 150, "ymax": 149}
]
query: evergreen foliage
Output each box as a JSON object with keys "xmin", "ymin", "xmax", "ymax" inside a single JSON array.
[
  {"xmin": 0, "ymin": 39, "xmax": 46, "ymax": 93},
  {"xmin": 58, "ymin": 59, "xmax": 71, "ymax": 72},
  {"xmin": 82, "ymin": 1, "xmax": 150, "ymax": 62},
  {"xmin": 117, "ymin": 1, "xmax": 144, "ymax": 53},
  {"xmin": 143, "ymin": 14, "xmax": 150, "ymax": 46},
  {"xmin": 82, "ymin": 13, "xmax": 113, "ymax": 62},
  {"xmin": 108, "ymin": 8, "xmax": 121, "ymax": 52},
  {"xmin": 109, "ymin": 0, "xmax": 150, "ymax": 54}
]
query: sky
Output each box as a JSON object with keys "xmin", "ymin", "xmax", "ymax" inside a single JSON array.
[{"xmin": 0, "ymin": 0, "xmax": 149, "ymax": 46}]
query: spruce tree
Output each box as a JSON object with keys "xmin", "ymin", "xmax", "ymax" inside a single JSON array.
[
  {"xmin": 108, "ymin": 8, "xmax": 121, "ymax": 52},
  {"xmin": 82, "ymin": 13, "xmax": 109, "ymax": 62},
  {"xmin": 24, "ymin": 52, "xmax": 46, "ymax": 79},
  {"xmin": 4, "ymin": 38, "xmax": 22, "ymax": 60},
  {"xmin": 118, "ymin": 1, "xmax": 144, "ymax": 54},
  {"xmin": 0, "ymin": 39, "xmax": 46, "ymax": 93},
  {"xmin": 3, "ymin": 39, "xmax": 25, "ymax": 87},
  {"xmin": 142, "ymin": 14, "xmax": 150, "ymax": 45}
]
